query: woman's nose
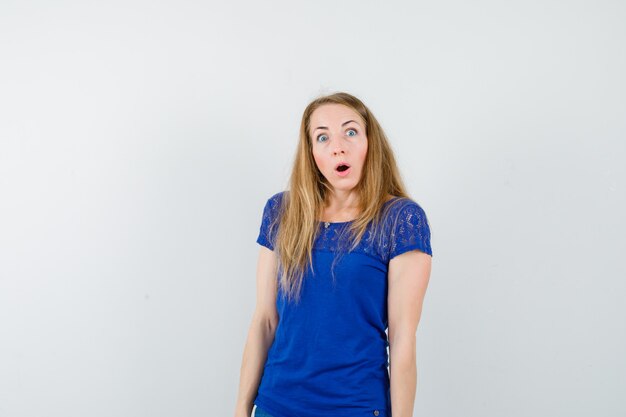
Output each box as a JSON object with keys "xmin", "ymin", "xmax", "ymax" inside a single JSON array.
[{"xmin": 333, "ymin": 140, "xmax": 346, "ymax": 155}]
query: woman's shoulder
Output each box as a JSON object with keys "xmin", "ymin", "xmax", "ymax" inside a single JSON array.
[
  {"xmin": 266, "ymin": 190, "xmax": 287, "ymax": 206},
  {"xmin": 383, "ymin": 195, "xmax": 430, "ymax": 223},
  {"xmin": 384, "ymin": 194, "xmax": 417, "ymax": 209},
  {"xmin": 261, "ymin": 190, "xmax": 288, "ymax": 219}
]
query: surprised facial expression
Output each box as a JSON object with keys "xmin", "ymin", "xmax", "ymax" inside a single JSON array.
[{"xmin": 309, "ymin": 104, "xmax": 368, "ymax": 192}]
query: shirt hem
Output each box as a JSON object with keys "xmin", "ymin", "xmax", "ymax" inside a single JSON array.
[{"xmin": 254, "ymin": 392, "xmax": 391, "ymax": 417}]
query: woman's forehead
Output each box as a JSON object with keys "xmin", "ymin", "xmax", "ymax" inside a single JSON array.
[{"xmin": 310, "ymin": 104, "xmax": 363, "ymax": 127}]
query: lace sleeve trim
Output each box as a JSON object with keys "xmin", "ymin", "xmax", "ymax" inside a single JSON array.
[
  {"xmin": 388, "ymin": 200, "xmax": 432, "ymax": 260},
  {"xmin": 256, "ymin": 191, "xmax": 285, "ymax": 251}
]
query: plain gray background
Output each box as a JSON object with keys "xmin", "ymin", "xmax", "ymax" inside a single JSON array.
[{"xmin": 0, "ymin": 1, "xmax": 624, "ymax": 416}]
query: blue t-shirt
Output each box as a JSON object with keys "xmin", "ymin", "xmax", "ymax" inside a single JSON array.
[{"xmin": 253, "ymin": 191, "xmax": 432, "ymax": 417}]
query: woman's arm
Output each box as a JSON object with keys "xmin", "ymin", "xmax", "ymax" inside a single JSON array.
[
  {"xmin": 234, "ymin": 246, "xmax": 280, "ymax": 417},
  {"xmin": 387, "ymin": 250, "xmax": 432, "ymax": 417}
]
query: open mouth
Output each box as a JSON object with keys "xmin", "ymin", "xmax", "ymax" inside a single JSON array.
[{"xmin": 334, "ymin": 163, "xmax": 352, "ymax": 177}]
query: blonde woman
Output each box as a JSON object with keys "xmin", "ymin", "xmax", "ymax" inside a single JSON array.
[{"xmin": 234, "ymin": 92, "xmax": 433, "ymax": 417}]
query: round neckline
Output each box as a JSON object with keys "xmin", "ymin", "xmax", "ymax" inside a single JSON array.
[
  {"xmin": 320, "ymin": 219, "xmax": 353, "ymax": 226},
  {"xmin": 317, "ymin": 196, "xmax": 400, "ymax": 225}
]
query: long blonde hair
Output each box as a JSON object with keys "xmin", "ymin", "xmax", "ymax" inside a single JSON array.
[{"xmin": 269, "ymin": 92, "xmax": 412, "ymax": 305}]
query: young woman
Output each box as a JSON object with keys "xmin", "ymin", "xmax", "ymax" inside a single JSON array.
[{"xmin": 234, "ymin": 92, "xmax": 433, "ymax": 417}]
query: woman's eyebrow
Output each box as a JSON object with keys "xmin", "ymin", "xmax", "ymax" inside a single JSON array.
[{"xmin": 313, "ymin": 120, "xmax": 360, "ymax": 132}]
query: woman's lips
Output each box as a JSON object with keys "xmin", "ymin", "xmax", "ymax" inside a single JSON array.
[{"xmin": 335, "ymin": 166, "xmax": 352, "ymax": 177}]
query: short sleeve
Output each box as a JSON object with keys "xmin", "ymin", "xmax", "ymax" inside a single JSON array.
[
  {"xmin": 388, "ymin": 201, "xmax": 433, "ymax": 260},
  {"xmin": 256, "ymin": 191, "xmax": 284, "ymax": 251}
]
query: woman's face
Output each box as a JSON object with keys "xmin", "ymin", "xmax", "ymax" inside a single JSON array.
[{"xmin": 309, "ymin": 104, "xmax": 368, "ymax": 193}]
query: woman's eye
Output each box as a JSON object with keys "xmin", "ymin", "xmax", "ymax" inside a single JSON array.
[{"xmin": 317, "ymin": 129, "xmax": 357, "ymax": 142}]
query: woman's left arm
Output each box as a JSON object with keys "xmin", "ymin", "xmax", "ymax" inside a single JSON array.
[{"xmin": 387, "ymin": 249, "xmax": 432, "ymax": 417}]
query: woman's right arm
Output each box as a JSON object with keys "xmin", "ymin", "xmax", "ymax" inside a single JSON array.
[{"xmin": 233, "ymin": 246, "xmax": 280, "ymax": 417}]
